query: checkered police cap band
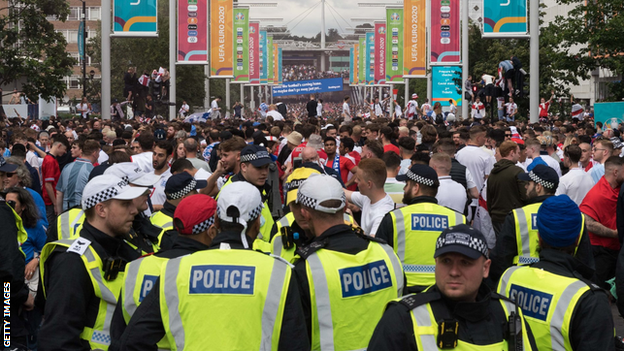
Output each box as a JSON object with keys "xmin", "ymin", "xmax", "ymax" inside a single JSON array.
[
  {"xmin": 528, "ymin": 171, "xmax": 555, "ymax": 189},
  {"xmin": 240, "ymin": 151, "xmax": 270, "ymax": 163},
  {"xmin": 167, "ymin": 179, "xmax": 197, "ymax": 200},
  {"xmin": 192, "ymin": 216, "xmax": 214, "ymax": 235},
  {"xmin": 216, "ymin": 202, "xmax": 264, "ymax": 224},
  {"xmin": 83, "ymin": 186, "xmax": 120, "ymax": 209},
  {"xmin": 436, "ymin": 232, "xmax": 489, "ymax": 258},
  {"xmin": 296, "ymin": 192, "xmax": 346, "ymax": 214},
  {"xmin": 405, "ymin": 170, "xmax": 436, "ymax": 187}
]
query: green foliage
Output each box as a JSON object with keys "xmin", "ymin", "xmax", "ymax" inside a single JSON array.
[{"xmin": 0, "ymin": 0, "xmax": 73, "ymax": 101}]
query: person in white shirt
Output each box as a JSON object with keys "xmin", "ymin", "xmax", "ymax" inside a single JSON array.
[
  {"xmin": 266, "ymin": 104, "xmax": 284, "ymax": 121},
  {"xmin": 481, "ymin": 73, "xmax": 495, "ymax": 107},
  {"xmin": 504, "ymin": 97, "xmax": 518, "ymax": 122},
  {"xmin": 131, "ymin": 133, "xmax": 155, "ymax": 173},
  {"xmin": 210, "ymin": 96, "xmax": 222, "ymax": 119},
  {"xmin": 555, "ymin": 144, "xmax": 594, "ymax": 205},
  {"xmin": 456, "ymin": 125, "xmax": 495, "ymax": 218},
  {"xmin": 316, "ymin": 98, "xmax": 323, "ymax": 118},
  {"xmin": 430, "ymin": 153, "xmax": 466, "ymax": 213},
  {"xmin": 342, "ymin": 96, "xmax": 352, "ymax": 122},
  {"xmin": 524, "ymin": 137, "xmax": 562, "ymax": 177},
  {"xmin": 398, "ymin": 136, "xmax": 415, "ymax": 176},
  {"xmin": 570, "ymin": 95, "xmax": 584, "ymax": 120},
  {"xmin": 150, "ymin": 141, "xmax": 173, "ymax": 211},
  {"xmin": 344, "ymin": 158, "xmax": 395, "ymax": 237},
  {"xmin": 76, "ymin": 97, "xmax": 91, "ymax": 119},
  {"xmin": 588, "ymin": 138, "xmax": 614, "ymax": 183},
  {"xmin": 420, "ymin": 99, "xmax": 432, "ymax": 117},
  {"xmin": 404, "ymin": 93, "xmax": 420, "ymax": 120},
  {"xmin": 496, "ymin": 96, "xmax": 505, "ymax": 120},
  {"xmin": 178, "ymin": 100, "xmax": 189, "ymax": 118},
  {"xmin": 472, "ymin": 97, "xmax": 485, "ymax": 119}
]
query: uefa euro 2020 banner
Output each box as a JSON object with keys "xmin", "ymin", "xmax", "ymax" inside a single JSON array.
[
  {"xmin": 358, "ymin": 37, "xmax": 366, "ymax": 85},
  {"xmin": 273, "ymin": 78, "xmax": 344, "ymax": 97},
  {"xmin": 374, "ymin": 22, "xmax": 386, "ymax": 85},
  {"xmin": 210, "ymin": 0, "xmax": 233, "ymax": 77},
  {"xmin": 260, "ymin": 31, "xmax": 268, "ymax": 84},
  {"xmin": 249, "ymin": 22, "xmax": 260, "ymax": 84},
  {"xmin": 177, "ymin": 0, "xmax": 208, "ymax": 63},
  {"xmin": 365, "ymin": 32, "xmax": 375, "ymax": 85},
  {"xmin": 232, "ymin": 8, "xmax": 249, "ymax": 83},
  {"xmin": 350, "ymin": 48, "xmax": 355, "ymax": 85},
  {"xmin": 113, "ymin": 0, "xmax": 157, "ymax": 36},
  {"xmin": 430, "ymin": 0, "xmax": 460, "ymax": 65},
  {"xmin": 386, "ymin": 8, "xmax": 404, "ymax": 83},
  {"xmin": 483, "ymin": 0, "xmax": 527, "ymax": 37},
  {"xmin": 403, "ymin": 0, "xmax": 426, "ymax": 77}
]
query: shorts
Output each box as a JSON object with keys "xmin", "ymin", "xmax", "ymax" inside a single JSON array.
[
  {"xmin": 504, "ymin": 69, "xmax": 515, "ymax": 80},
  {"xmin": 484, "ymin": 84, "xmax": 494, "ymax": 97}
]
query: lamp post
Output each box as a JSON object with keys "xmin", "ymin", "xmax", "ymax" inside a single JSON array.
[{"xmin": 82, "ymin": 0, "xmax": 86, "ymax": 98}]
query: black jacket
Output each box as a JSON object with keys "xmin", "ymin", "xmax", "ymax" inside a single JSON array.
[
  {"xmin": 109, "ymin": 236, "xmax": 210, "ymax": 347},
  {"xmin": 487, "ymin": 159, "xmax": 526, "ymax": 223},
  {"xmin": 38, "ymin": 221, "xmax": 142, "ymax": 351},
  {"xmin": 531, "ymin": 249, "xmax": 614, "ymax": 350},
  {"xmin": 306, "ymin": 99, "xmax": 318, "ymax": 117},
  {"xmin": 112, "ymin": 230, "xmax": 309, "ymax": 351},
  {"xmin": 368, "ymin": 284, "xmax": 539, "ymax": 351},
  {"xmin": 489, "ymin": 195, "xmax": 595, "ymax": 284}
]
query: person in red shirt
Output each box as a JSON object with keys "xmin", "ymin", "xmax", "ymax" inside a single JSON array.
[
  {"xmin": 324, "ymin": 136, "xmax": 356, "ymax": 188},
  {"xmin": 41, "ymin": 135, "xmax": 68, "ymax": 224},
  {"xmin": 339, "ymin": 137, "xmax": 360, "ymax": 191},
  {"xmin": 579, "ymin": 156, "xmax": 624, "ymax": 289},
  {"xmin": 380, "ymin": 126, "xmax": 400, "ymax": 155},
  {"xmin": 539, "ymin": 90, "xmax": 554, "ymax": 120}
]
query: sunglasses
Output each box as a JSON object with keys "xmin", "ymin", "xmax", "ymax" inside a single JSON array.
[{"xmin": 3, "ymin": 173, "xmax": 15, "ymax": 178}]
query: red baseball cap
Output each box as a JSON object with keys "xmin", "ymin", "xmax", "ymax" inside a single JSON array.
[{"xmin": 174, "ymin": 194, "xmax": 217, "ymax": 235}]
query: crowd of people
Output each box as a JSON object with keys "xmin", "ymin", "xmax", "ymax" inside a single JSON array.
[
  {"xmin": 2, "ymin": 96, "xmax": 624, "ymax": 350},
  {"xmin": 282, "ymin": 64, "xmax": 348, "ymax": 82}
]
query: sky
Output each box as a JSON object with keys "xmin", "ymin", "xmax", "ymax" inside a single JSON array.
[{"xmin": 248, "ymin": 0, "xmax": 394, "ymax": 38}]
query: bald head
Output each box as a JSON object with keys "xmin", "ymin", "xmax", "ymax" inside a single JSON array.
[{"xmin": 301, "ymin": 147, "xmax": 319, "ymax": 163}]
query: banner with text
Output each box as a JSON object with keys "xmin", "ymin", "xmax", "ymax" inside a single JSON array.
[
  {"xmin": 353, "ymin": 44, "xmax": 359, "ymax": 85},
  {"xmin": 232, "ymin": 8, "xmax": 249, "ymax": 82},
  {"xmin": 278, "ymin": 48, "xmax": 283, "ymax": 84},
  {"xmin": 272, "ymin": 43, "xmax": 278, "ymax": 85},
  {"xmin": 358, "ymin": 37, "xmax": 365, "ymax": 85},
  {"xmin": 177, "ymin": 0, "xmax": 208, "ymax": 63},
  {"xmin": 249, "ymin": 21, "xmax": 260, "ymax": 84},
  {"xmin": 273, "ymin": 78, "xmax": 344, "ymax": 97},
  {"xmin": 432, "ymin": 66, "xmax": 462, "ymax": 106},
  {"xmin": 430, "ymin": 0, "xmax": 460, "ymax": 65},
  {"xmin": 210, "ymin": 0, "xmax": 233, "ymax": 76},
  {"xmin": 267, "ymin": 36, "xmax": 274, "ymax": 84},
  {"xmin": 403, "ymin": 0, "xmax": 426, "ymax": 77},
  {"xmin": 113, "ymin": 0, "xmax": 157, "ymax": 36},
  {"xmin": 483, "ymin": 0, "xmax": 527, "ymax": 37},
  {"xmin": 350, "ymin": 48, "xmax": 355, "ymax": 85},
  {"xmin": 386, "ymin": 8, "xmax": 404, "ymax": 83},
  {"xmin": 260, "ymin": 31, "xmax": 267, "ymax": 84},
  {"xmin": 366, "ymin": 32, "xmax": 375, "ymax": 85},
  {"xmin": 374, "ymin": 22, "xmax": 386, "ymax": 84}
]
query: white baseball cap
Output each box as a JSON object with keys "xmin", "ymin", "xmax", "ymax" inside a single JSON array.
[
  {"xmin": 82, "ymin": 175, "xmax": 149, "ymax": 210},
  {"xmin": 104, "ymin": 162, "xmax": 160, "ymax": 187},
  {"xmin": 217, "ymin": 182, "xmax": 263, "ymax": 226},
  {"xmin": 296, "ymin": 174, "xmax": 346, "ymax": 214}
]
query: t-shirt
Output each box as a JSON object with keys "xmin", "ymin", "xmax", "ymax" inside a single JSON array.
[
  {"xmin": 350, "ymin": 192, "xmax": 395, "ymax": 237},
  {"xmin": 555, "ymin": 168, "xmax": 594, "ymax": 205},
  {"xmin": 571, "ymin": 103, "xmax": 584, "ymax": 119},
  {"xmin": 41, "ymin": 154, "xmax": 60, "ymax": 206},
  {"xmin": 405, "ymin": 100, "xmax": 418, "ymax": 118},
  {"xmin": 342, "ymin": 102, "xmax": 351, "ymax": 117},
  {"xmin": 472, "ymin": 102, "xmax": 485, "ymax": 118},
  {"xmin": 589, "ymin": 163, "xmax": 605, "ymax": 184},
  {"xmin": 149, "ymin": 169, "xmax": 172, "ymax": 206},
  {"xmin": 437, "ymin": 176, "xmax": 467, "ymax": 213},
  {"xmin": 579, "ymin": 176, "xmax": 620, "ymax": 251},
  {"xmin": 539, "ymin": 101, "xmax": 550, "ymax": 117},
  {"xmin": 188, "ymin": 157, "xmax": 211, "ymax": 173},
  {"xmin": 316, "ymin": 103, "xmax": 323, "ymax": 117},
  {"xmin": 456, "ymin": 145, "xmax": 495, "ymax": 206},
  {"xmin": 56, "ymin": 158, "xmax": 93, "ymax": 211},
  {"xmin": 384, "ymin": 178, "xmax": 405, "ymax": 209},
  {"xmin": 505, "ymin": 102, "xmax": 517, "ymax": 116},
  {"xmin": 267, "ymin": 110, "xmax": 284, "ymax": 121},
  {"xmin": 383, "ymin": 143, "xmax": 400, "ymax": 156},
  {"xmin": 324, "ymin": 155, "xmax": 355, "ymax": 186}
]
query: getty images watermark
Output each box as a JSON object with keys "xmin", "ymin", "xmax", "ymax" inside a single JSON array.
[{"xmin": 3, "ymin": 282, "xmax": 9, "ymax": 347}]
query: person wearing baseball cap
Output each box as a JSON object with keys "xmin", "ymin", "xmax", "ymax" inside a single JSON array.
[
  {"xmin": 404, "ymin": 93, "xmax": 420, "ymax": 120},
  {"xmin": 39, "ymin": 175, "xmax": 149, "ymax": 350},
  {"xmin": 369, "ymin": 224, "xmax": 537, "ymax": 351},
  {"xmin": 217, "ymin": 144, "xmax": 276, "ymax": 252},
  {"xmin": 115, "ymin": 182, "xmax": 309, "ymax": 350},
  {"xmin": 150, "ymin": 172, "xmax": 206, "ymax": 249},
  {"xmin": 490, "ymin": 164, "xmax": 593, "ymax": 283},
  {"xmin": 376, "ymin": 164, "xmax": 466, "ymax": 293},
  {"xmin": 291, "ymin": 174, "xmax": 404, "ymax": 350},
  {"xmin": 112, "ymin": 194, "xmax": 218, "ymax": 349},
  {"xmin": 498, "ymin": 195, "xmax": 614, "ymax": 350}
]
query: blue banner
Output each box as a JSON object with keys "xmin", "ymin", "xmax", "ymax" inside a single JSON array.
[
  {"xmin": 78, "ymin": 21, "xmax": 84, "ymax": 59},
  {"xmin": 113, "ymin": 0, "xmax": 158, "ymax": 36},
  {"xmin": 272, "ymin": 78, "xmax": 344, "ymax": 97},
  {"xmin": 483, "ymin": 0, "xmax": 527, "ymax": 37},
  {"xmin": 432, "ymin": 66, "xmax": 462, "ymax": 107},
  {"xmin": 260, "ymin": 31, "xmax": 268, "ymax": 84},
  {"xmin": 349, "ymin": 48, "xmax": 355, "ymax": 85},
  {"xmin": 365, "ymin": 32, "xmax": 375, "ymax": 85},
  {"xmin": 278, "ymin": 48, "xmax": 283, "ymax": 84},
  {"xmin": 594, "ymin": 102, "xmax": 624, "ymax": 129}
]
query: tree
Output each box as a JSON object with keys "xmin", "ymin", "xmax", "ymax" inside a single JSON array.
[
  {"xmin": 547, "ymin": 0, "xmax": 624, "ymax": 100},
  {"xmin": 0, "ymin": 0, "xmax": 74, "ymax": 101}
]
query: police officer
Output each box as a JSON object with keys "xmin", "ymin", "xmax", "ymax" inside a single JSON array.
[
  {"xmin": 115, "ymin": 182, "xmax": 308, "ymax": 350},
  {"xmin": 498, "ymin": 195, "xmax": 614, "ymax": 350},
  {"xmin": 369, "ymin": 224, "xmax": 537, "ymax": 350},
  {"xmin": 39, "ymin": 175, "xmax": 148, "ymax": 350},
  {"xmin": 271, "ymin": 166, "xmax": 356, "ymax": 263},
  {"xmin": 110, "ymin": 194, "xmax": 218, "ymax": 350},
  {"xmin": 150, "ymin": 172, "xmax": 206, "ymax": 249},
  {"xmin": 490, "ymin": 164, "xmax": 594, "ymax": 282},
  {"xmin": 292, "ymin": 174, "xmax": 404, "ymax": 350},
  {"xmin": 376, "ymin": 164, "xmax": 466, "ymax": 293},
  {"xmin": 219, "ymin": 144, "xmax": 276, "ymax": 252}
]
